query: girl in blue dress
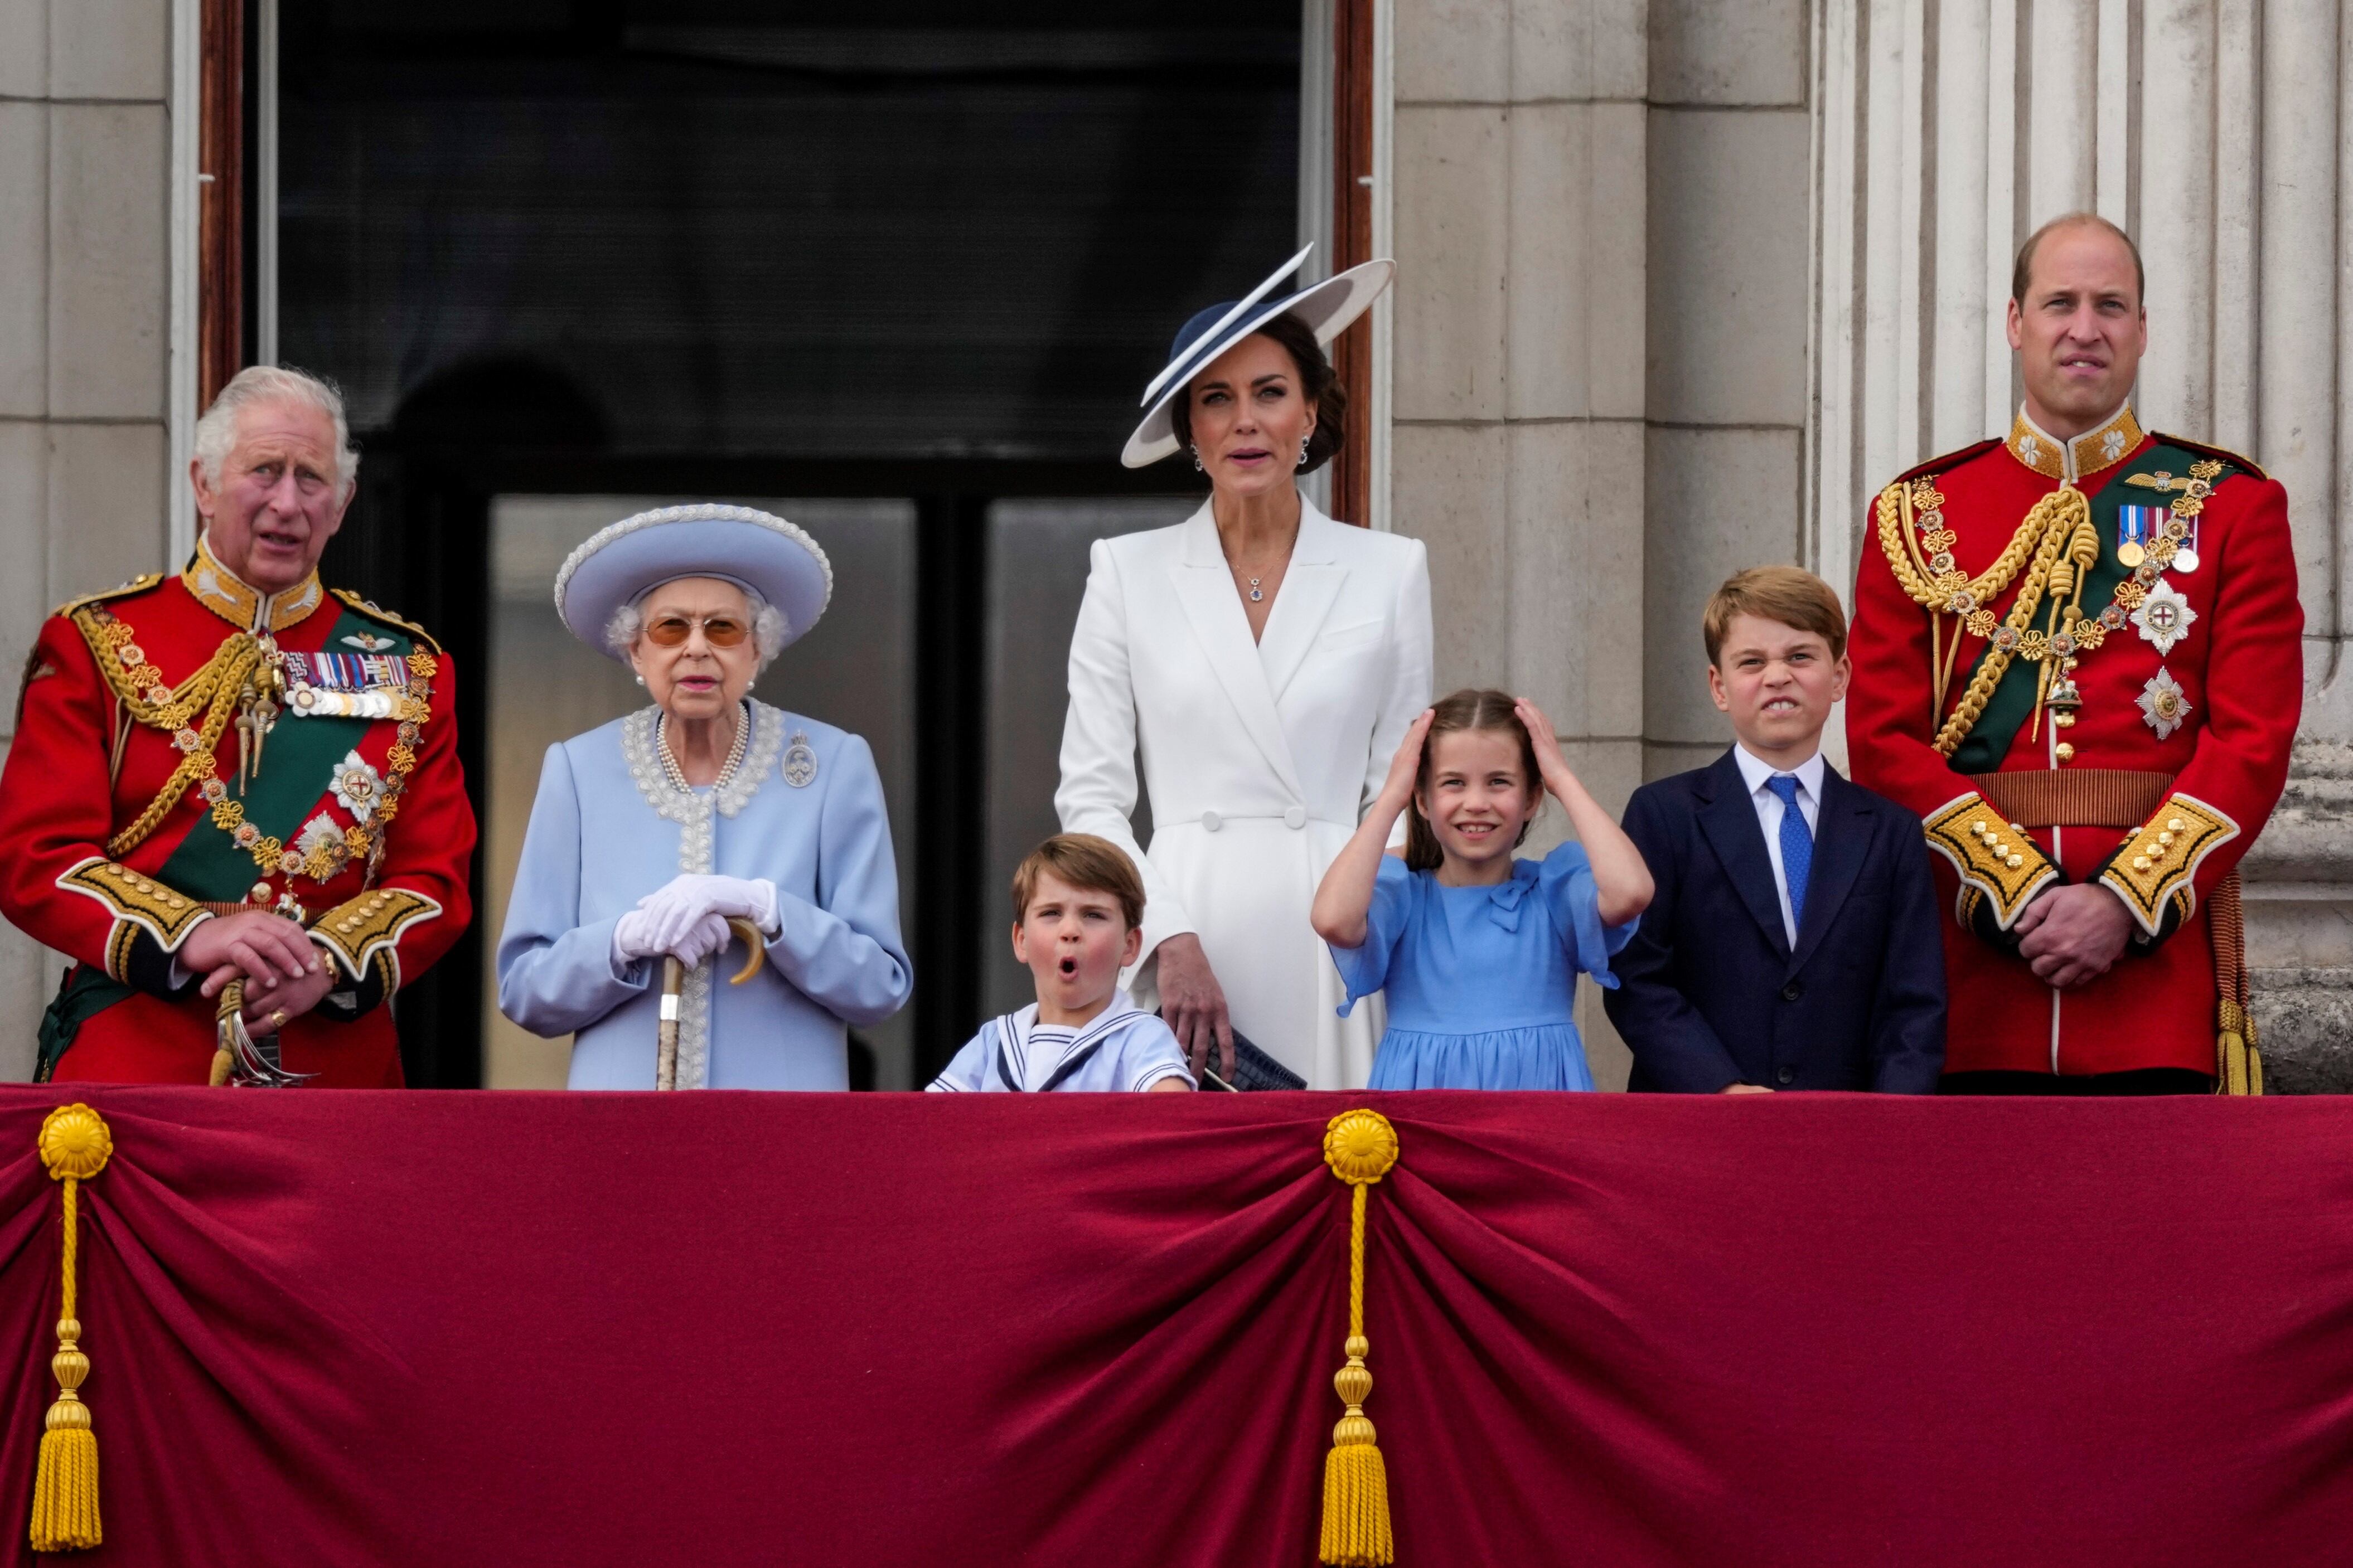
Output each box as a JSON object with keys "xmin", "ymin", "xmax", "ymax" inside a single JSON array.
[{"xmin": 1311, "ymin": 688, "xmax": 1654, "ymax": 1089}]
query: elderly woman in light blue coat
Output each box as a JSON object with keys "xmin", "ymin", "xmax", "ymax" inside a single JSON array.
[{"xmin": 497, "ymin": 504, "xmax": 912, "ymax": 1089}]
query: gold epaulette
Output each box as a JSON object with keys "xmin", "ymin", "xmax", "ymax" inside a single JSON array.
[
  {"xmin": 1922, "ymin": 793, "xmax": 2060, "ymax": 931},
  {"xmin": 307, "ymin": 886, "xmax": 442, "ymax": 982},
  {"xmin": 2150, "ymin": 433, "xmax": 2265, "ymax": 483},
  {"xmin": 54, "ymin": 857, "xmax": 210, "ymax": 978},
  {"xmin": 330, "ymin": 589, "xmax": 442, "ymax": 656},
  {"xmin": 2099, "ymin": 792, "xmax": 2238, "ymax": 938},
  {"xmin": 51, "ymin": 574, "xmax": 163, "ymax": 622}
]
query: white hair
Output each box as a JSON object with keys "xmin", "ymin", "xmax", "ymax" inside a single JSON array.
[
  {"xmin": 192, "ymin": 365, "xmax": 360, "ymax": 500},
  {"xmin": 606, "ymin": 579, "xmax": 791, "ymax": 676}
]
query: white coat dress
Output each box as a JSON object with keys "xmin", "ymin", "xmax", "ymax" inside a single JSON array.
[{"xmin": 1056, "ymin": 498, "xmax": 1434, "ymax": 1090}]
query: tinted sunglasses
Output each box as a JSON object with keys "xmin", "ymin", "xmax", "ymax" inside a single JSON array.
[{"xmin": 642, "ymin": 613, "xmax": 750, "ymax": 648}]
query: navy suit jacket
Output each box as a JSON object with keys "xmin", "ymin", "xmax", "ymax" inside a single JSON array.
[{"xmin": 1605, "ymin": 748, "xmax": 1945, "ymax": 1093}]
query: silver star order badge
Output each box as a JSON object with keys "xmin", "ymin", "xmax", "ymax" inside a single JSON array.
[
  {"xmin": 2137, "ymin": 667, "xmax": 2192, "ymax": 740},
  {"xmin": 2129, "ymin": 577, "xmax": 2196, "ymax": 656}
]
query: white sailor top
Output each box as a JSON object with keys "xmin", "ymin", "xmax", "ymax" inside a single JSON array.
[{"xmin": 928, "ymin": 993, "xmax": 1191, "ymax": 1093}]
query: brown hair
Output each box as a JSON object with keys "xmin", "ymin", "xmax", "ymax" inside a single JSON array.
[
  {"xmin": 1010, "ymin": 833, "xmax": 1146, "ymax": 931},
  {"xmin": 2011, "ymin": 212, "xmax": 2145, "ymax": 307},
  {"xmin": 1403, "ymin": 688, "xmax": 1542, "ymax": 873},
  {"xmin": 1703, "ymin": 566, "xmax": 1848, "ymax": 666},
  {"xmin": 1166, "ymin": 311, "xmax": 1348, "ymax": 475}
]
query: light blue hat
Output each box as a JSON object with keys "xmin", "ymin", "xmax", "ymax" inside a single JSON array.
[
  {"xmin": 553, "ymin": 503, "xmax": 834, "ymax": 660},
  {"xmin": 1120, "ymin": 244, "xmax": 1396, "ymax": 468}
]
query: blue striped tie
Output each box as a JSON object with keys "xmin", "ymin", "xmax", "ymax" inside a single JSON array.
[{"xmin": 1766, "ymin": 774, "xmax": 1811, "ymax": 934}]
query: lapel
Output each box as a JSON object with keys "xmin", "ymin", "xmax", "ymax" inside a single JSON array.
[
  {"xmin": 1694, "ymin": 749, "xmax": 1790, "ymax": 959},
  {"xmin": 1786, "ymin": 764, "xmax": 1870, "ymax": 978},
  {"xmin": 1256, "ymin": 503, "xmax": 1350, "ymax": 703},
  {"xmin": 1164, "ymin": 504, "xmax": 1306, "ymax": 799}
]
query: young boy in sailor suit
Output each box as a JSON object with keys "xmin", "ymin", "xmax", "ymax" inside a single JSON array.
[{"xmin": 929, "ymin": 834, "xmax": 1194, "ymax": 1094}]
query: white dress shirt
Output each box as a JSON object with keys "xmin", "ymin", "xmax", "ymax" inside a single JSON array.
[{"xmin": 1731, "ymin": 744, "xmax": 1825, "ymax": 947}]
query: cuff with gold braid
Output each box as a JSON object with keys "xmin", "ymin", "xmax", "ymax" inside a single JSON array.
[
  {"xmin": 306, "ymin": 887, "xmax": 440, "ymax": 984},
  {"xmin": 1922, "ymin": 793, "xmax": 2061, "ymax": 945},
  {"xmin": 2094, "ymin": 792, "xmax": 2239, "ymax": 944},
  {"xmin": 54, "ymin": 857, "xmax": 214, "ymax": 994}
]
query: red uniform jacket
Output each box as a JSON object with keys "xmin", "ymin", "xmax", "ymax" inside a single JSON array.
[
  {"xmin": 1847, "ymin": 405, "xmax": 2301, "ymax": 1079},
  {"xmin": 0, "ymin": 542, "xmax": 476, "ymax": 1084}
]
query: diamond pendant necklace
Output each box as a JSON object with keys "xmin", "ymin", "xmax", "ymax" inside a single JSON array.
[{"xmin": 1246, "ymin": 576, "xmax": 1265, "ymax": 603}]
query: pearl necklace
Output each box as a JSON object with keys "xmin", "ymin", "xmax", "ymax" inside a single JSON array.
[{"xmin": 657, "ymin": 702, "xmax": 749, "ymax": 793}]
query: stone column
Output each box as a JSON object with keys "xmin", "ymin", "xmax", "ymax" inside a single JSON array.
[
  {"xmin": 1810, "ymin": 0, "xmax": 2353, "ymax": 1087},
  {"xmin": 0, "ymin": 0, "xmax": 180, "ymax": 1079},
  {"xmin": 1388, "ymin": 0, "xmax": 1815, "ymax": 1086}
]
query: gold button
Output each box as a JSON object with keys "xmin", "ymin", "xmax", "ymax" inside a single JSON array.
[
  {"xmin": 2132, "ymin": 857, "xmax": 2151, "ymax": 872},
  {"xmin": 2055, "ymin": 742, "xmax": 2075, "ymax": 762},
  {"xmin": 166, "ymin": 896, "xmax": 184, "ymax": 909},
  {"xmin": 1970, "ymin": 821, "xmax": 1987, "ymax": 837},
  {"xmin": 339, "ymin": 919, "xmax": 359, "ymax": 932},
  {"xmin": 135, "ymin": 880, "xmax": 153, "ymax": 894},
  {"xmin": 2054, "ymin": 712, "xmax": 2075, "ymax": 727},
  {"xmin": 2007, "ymin": 855, "xmax": 2025, "ymax": 870},
  {"xmin": 250, "ymin": 882, "xmax": 272, "ymax": 903},
  {"xmin": 2157, "ymin": 831, "xmax": 2175, "ymax": 847},
  {"xmin": 1989, "ymin": 842, "xmax": 2007, "ymax": 858},
  {"xmin": 2168, "ymin": 817, "xmax": 2187, "ymax": 833}
]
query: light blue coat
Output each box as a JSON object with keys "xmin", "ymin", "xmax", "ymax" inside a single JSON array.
[{"xmin": 496, "ymin": 701, "xmax": 912, "ymax": 1089}]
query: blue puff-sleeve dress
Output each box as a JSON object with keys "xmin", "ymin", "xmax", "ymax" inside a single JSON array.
[{"xmin": 1329, "ymin": 841, "xmax": 1637, "ymax": 1090}]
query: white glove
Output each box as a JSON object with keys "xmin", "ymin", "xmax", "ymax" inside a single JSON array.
[
  {"xmin": 611, "ymin": 907, "xmax": 733, "ymax": 969},
  {"xmin": 633, "ymin": 874, "xmax": 780, "ymax": 955}
]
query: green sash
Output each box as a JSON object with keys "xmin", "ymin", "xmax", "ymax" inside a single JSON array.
[
  {"xmin": 37, "ymin": 605, "xmax": 413, "ymax": 1069},
  {"xmin": 1947, "ymin": 443, "xmax": 2223, "ymax": 774},
  {"xmin": 155, "ymin": 605, "xmax": 410, "ymax": 902}
]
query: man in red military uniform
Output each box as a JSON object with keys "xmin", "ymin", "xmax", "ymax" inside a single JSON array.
[
  {"xmin": 1848, "ymin": 213, "xmax": 2301, "ymax": 1093},
  {"xmin": 0, "ymin": 366, "xmax": 475, "ymax": 1085}
]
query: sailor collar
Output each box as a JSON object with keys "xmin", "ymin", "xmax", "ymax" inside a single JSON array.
[
  {"xmin": 2005, "ymin": 401, "xmax": 2143, "ymax": 484},
  {"xmin": 182, "ymin": 535, "xmax": 325, "ymax": 634}
]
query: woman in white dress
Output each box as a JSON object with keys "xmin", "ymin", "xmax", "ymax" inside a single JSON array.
[{"xmin": 1057, "ymin": 247, "xmax": 1432, "ymax": 1090}]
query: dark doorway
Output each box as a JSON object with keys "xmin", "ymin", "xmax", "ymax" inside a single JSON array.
[{"xmin": 278, "ymin": 3, "xmax": 1301, "ymax": 1084}]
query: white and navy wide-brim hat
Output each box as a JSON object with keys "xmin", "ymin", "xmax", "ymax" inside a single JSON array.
[
  {"xmin": 1120, "ymin": 243, "xmax": 1395, "ymax": 469},
  {"xmin": 552, "ymin": 503, "xmax": 834, "ymax": 661}
]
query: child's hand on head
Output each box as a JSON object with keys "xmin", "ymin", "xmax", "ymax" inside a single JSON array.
[
  {"xmin": 1512, "ymin": 698, "xmax": 1576, "ymax": 796},
  {"xmin": 1378, "ymin": 708, "xmax": 1435, "ymax": 809}
]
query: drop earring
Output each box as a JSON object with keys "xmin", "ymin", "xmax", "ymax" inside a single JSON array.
[
  {"xmin": 1297, "ymin": 436, "xmax": 1311, "ymax": 468},
  {"xmin": 1192, "ymin": 446, "xmax": 1204, "ymax": 473}
]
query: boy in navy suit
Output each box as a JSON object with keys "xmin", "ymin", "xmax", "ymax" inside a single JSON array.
[{"xmin": 1606, "ymin": 567, "xmax": 1945, "ymax": 1092}]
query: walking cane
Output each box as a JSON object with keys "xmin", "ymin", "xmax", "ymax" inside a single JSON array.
[{"xmin": 656, "ymin": 916, "xmax": 768, "ymax": 1090}]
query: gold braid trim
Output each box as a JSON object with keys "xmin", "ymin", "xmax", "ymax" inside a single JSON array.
[
  {"xmin": 1875, "ymin": 478, "xmax": 2049, "ymax": 610},
  {"xmin": 307, "ymin": 887, "xmax": 442, "ymax": 982},
  {"xmin": 56, "ymin": 858, "xmax": 211, "ymax": 962},
  {"xmin": 1930, "ymin": 490, "xmax": 2081, "ymax": 755},
  {"xmin": 1922, "ymin": 793, "xmax": 2060, "ymax": 931},
  {"xmin": 67, "ymin": 610, "xmax": 266, "ymax": 861},
  {"xmin": 2098, "ymin": 792, "xmax": 2238, "ymax": 939}
]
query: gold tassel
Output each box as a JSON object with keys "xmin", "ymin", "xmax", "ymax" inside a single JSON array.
[
  {"xmin": 30, "ymin": 1104, "xmax": 112, "ymax": 1552},
  {"xmin": 1319, "ymin": 1109, "xmax": 1400, "ymax": 1567},
  {"xmin": 2210, "ymin": 874, "xmax": 2264, "ymax": 1096}
]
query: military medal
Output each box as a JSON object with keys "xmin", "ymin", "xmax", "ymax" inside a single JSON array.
[
  {"xmin": 2115, "ymin": 503, "xmax": 2166, "ymax": 569},
  {"xmin": 2172, "ymin": 510, "xmax": 2202, "ymax": 574},
  {"xmin": 783, "ymin": 730, "xmax": 817, "ymax": 788},
  {"xmin": 283, "ymin": 651, "xmax": 415, "ymax": 720}
]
